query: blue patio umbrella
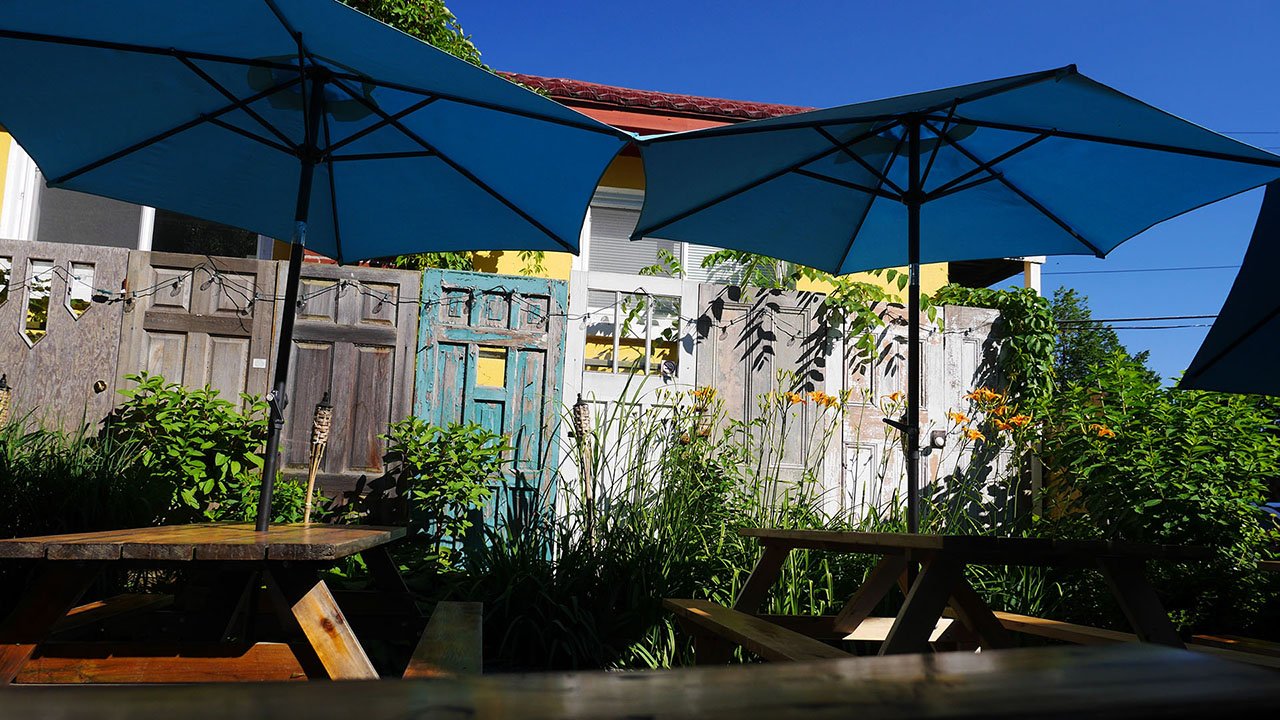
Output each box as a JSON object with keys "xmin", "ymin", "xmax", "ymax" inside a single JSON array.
[
  {"xmin": 0, "ymin": 0, "xmax": 629, "ymax": 529},
  {"xmin": 1180, "ymin": 182, "xmax": 1280, "ymax": 395},
  {"xmin": 633, "ymin": 66, "xmax": 1280, "ymax": 531}
]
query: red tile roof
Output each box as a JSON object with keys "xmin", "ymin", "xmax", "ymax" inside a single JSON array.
[{"xmin": 500, "ymin": 72, "xmax": 813, "ymax": 121}]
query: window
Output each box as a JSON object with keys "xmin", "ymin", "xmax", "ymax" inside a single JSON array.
[
  {"xmin": 587, "ymin": 191, "xmax": 742, "ymax": 284},
  {"xmin": 584, "ymin": 289, "xmax": 681, "ymax": 375},
  {"xmin": 151, "ymin": 209, "xmax": 257, "ymax": 258}
]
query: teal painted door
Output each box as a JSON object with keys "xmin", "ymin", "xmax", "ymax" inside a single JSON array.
[{"xmin": 416, "ymin": 269, "xmax": 568, "ymax": 528}]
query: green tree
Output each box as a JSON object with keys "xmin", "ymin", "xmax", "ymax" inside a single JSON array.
[{"xmin": 1051, "ymin": 287, "xmax": 1152, "ymax": 386}]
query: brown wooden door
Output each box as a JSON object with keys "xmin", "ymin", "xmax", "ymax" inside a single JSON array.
[
  {"xmin": 117, "ymin": 252, "xmax": 277, "ymax": 404},
  {"xmin": 277, "ymin": 262, "xmax": 420, "ymax": 492}
]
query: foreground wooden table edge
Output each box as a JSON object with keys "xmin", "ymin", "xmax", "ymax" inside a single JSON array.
[{"xmin": 0, "ymin": 645, "xmax": 1275, "ymax": 719}]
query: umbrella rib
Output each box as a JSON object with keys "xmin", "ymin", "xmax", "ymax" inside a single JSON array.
[
  {"xmin": 0, "ymin": 28, "xmax": 296, "ymax": 70},
  {"xmin": 813, "ymin": 126, "xmax": 905, "ymax": 196},
  {"xmin": 921, "ymin": 102, "xmax": 958, "ymax": 186},
  {"xmin": 926, "ymin": 174, "xmax": 1001, "ymax": 201},
  {"xmin": 327, "ymin": 76, "xmax": 579, "ymax": 254},
  {"xmin": 175, "ymin": 55, "xmax": 299, "ymax": 152},
  {"xmin": 328, "ymin": 71, "xmax": 624, "ymax": 138},
  {"xmin": 634, "ymin": 120, "xmax": 903, "ymax": 238},
  {"xmin": 925, "ymin": 121, "xmax": 1105, "ymax": 257},
  {"xmin": 925, "ymin": 133, "xmax": 1051, "ymax": 199},
  {"xmin": 49, "ymin": 76, "xmax": 303, "ymax": 186},
  {"xmin": 923, "ymin": 114, "xmax": 1280, "ymax": 169},
  {"xmin": 1182, "ymin": 302, "xmax": 1280, "ymax": 383},
  {"xmin": 321, "ymin": 105, "xmax": 344, "ymax": 264},
  {"xmin": 832, "ymin": 131, "xmax": 908, "ymax": 274},
  {"xmin": 322, "ymin": 97, "xmax": 440, "ymax": 157},
  {"xmin": 792, "ymin": 168, "xmax": 901, "ymax": 201},
  {"xmin": 330, "ymin": 151, "xmax": 437, "ymax": 162},
  {"xmin": 204, "ymin": 116, "xmax": 296, "ymax": 156}
]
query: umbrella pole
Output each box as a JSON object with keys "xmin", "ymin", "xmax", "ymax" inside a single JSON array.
[
  {"xmin": 256, "ymin": 71, "xmax": 325, "ymax": 532},
  {"xmin": 905, "ymin": 119, "xmax": 922, "ymax": 535}
]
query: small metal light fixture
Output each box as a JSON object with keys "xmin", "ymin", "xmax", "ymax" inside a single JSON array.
[
  {"xmin": 303, "ymin": 391, "xmax": 334, "ymax": 524},
  {"xmin": 0, "ymin": 374, "xmax": 11, "ymax": 427}
]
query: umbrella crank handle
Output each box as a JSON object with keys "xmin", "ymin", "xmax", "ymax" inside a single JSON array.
[
  {"xmin": 882, "ymin": 416, "xmax": 921, "ymax": 455},
  {"xmin": 266, "ymin": 385, "xmax": 290, "ymax": 426}
]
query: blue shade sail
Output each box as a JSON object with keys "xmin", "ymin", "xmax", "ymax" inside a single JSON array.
[
  {"xmin": 634, "ymin": 66, "xmax": 1280, "ymax": 275},
  {"xmin": 1180, "ymin": 182, "xmax": 1280, "ymax": 395},
  {"xmin": 0, "ymin": 0, "xmax": 630, "ymax": 262}
]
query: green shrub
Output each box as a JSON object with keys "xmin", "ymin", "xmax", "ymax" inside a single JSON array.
[{"xmin": 104, "ymin": 373, "xmax": 269, "ymax": 523}]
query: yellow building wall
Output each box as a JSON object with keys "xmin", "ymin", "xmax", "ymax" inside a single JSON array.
[{"xmin": 0, "ymin": 133, "xmax": 11, "ymax": 210}]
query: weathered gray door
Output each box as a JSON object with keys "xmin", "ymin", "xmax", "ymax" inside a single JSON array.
[
  {"xmin": 416, "ymin": 270, "xmax": 568, "ymax": 523},
  {"xmin": 277, "ymin": 263, "xmax": 420, "ymax": 491},
  {"xmin": 0, "ymin": 238, "xmax": 128, "ymax": 428},
  {"xmin": 695, "ymin": 285, "xmax": 842, "ymax": 493},
  {"xmin": 118, "ymin": 252, "xmax": 277, "ymax": 403}
]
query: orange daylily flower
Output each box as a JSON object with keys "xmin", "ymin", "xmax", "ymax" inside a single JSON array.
[
  {"xmin": 1009, "ymin": 414, "xmax": 1032, "ymax": 427},
  {"xmin": 946, "ymin": 410, "xmax": 970, "ymax": 425},
  {"xmin": 784, "ymin": 391, "xmax": 806, "ymax": 405},
  {"xmin": 995, "ymin": 420, "xmax": 1013, "ymax": 432},
  {"xmin": 1089, "ymin": 423, "xmax": 1116, "ymax": 439},
  {"xmin": 964, "ymin": 427, "xmax": 986, "ymax": 442}
]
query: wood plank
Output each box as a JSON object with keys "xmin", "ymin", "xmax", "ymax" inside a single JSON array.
[
  {"xmin": 879, "ymin": 556, "xmax": 964, "ymax": 656},
  {"xmin": 404, "ymin": 602, "xmax": 482, "ymax": 679},
  {"xmin": 1191, "ymin": 634, "xmax": 1280, "ymax": 658},
  {"xmin": 1258, "ymin": 560, "xmax": 1280, "ymax": 573},
  {"xmin": 268, "ymin": 569, "xmax": 377, "ymax": 680},
  {"xmin": 733, "ymin": 545, "xmax": 790, "ymax": 614},
  {"xmin": 738, "ymin": 528, "xmax": 1206, "ymax": 563},
  {"xmin": 0, "ymin": 563, "xmax": 100, "ymax": 683},
  {"xmin": 758, "ymin": 614, "xmax": 959, "ymax": 643},
  {"xmin": 0, "ymin": 645, "xmax": 1274, "ymax": 719},
  {"xmin": 52, "ymin": 594, "xmax": 174, "ymax": 634},
  {"xmin": 832, "ymin": 555, "xmax": 906, "ymax": 633},
  {"xmin": 1097, "ymin": 557, "xmax": 1184, "ymax": 648},
  {"xmin": 991, "ymin": 611, "xmax": 1280, "ymax": 670},
  {"xmin": 945, "ymin": 577, "xmax": 1015, "ymax": 650},
  {"xmin": 664, "ymin": 599, "xmax": 850, "ymax": 662},
  {"xmin": 16, "ymin": 642, "xmax": 308, "ymax": 683}
]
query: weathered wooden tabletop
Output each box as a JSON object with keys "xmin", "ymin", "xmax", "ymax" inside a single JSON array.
[
  {"xmin": 0, "ymin": 644, "xmax": 1274, "ymax": 719},
  {"xmin": 739, "ymin": 528, "xmax": 1210, "ymax": 564},
  {"xmin": 0, "ymin": 523, "xmax": 406, "ymax": 562}
]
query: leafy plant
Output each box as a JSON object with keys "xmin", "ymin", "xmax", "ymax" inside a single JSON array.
[
  {"xmin": 104, "ymin": 373, "xmax": 268, "ymax": 523},
  {"xmin": 378, "ymin": 418, "xmax": 509, "ymax": 569}
]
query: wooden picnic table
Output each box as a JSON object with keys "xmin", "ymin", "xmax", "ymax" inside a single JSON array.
[
  {"xmin": 0, "ymin": 523, "xmax": 411, "ymax": 683},
  {"xmin": 734, "ymin": 529, "xmax": 1209, "ymax": 655},
  {"xmin": 0, "ymin": 644, "xmax": 1274, "ymax": 719}
]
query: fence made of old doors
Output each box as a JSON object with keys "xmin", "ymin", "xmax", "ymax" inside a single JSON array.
[
  {"xmin": 0, "ymin": 238, "xmax": 128, "ymax": 428},
  {"xmin": 278, "ymin": 263, "xmax": 420, "ymax": 492},
  {"xmin": 695, "ymin": 285, "xmax": 844, "ymax": 505},
  {"xmin": 416, "ymin": 269, "xmax": 568, "ymax": 524},
  {"xmin": 118, "ymin": 251, "xmax": 277, "ymax": 405}
]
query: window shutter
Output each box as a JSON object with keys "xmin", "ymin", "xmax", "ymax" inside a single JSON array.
[
  {"xmin": 685, "ymin": 242, "xmax": 743, "ymax": 285},
  {"xmin": 588, "ymin": 206, "xmax": 676, "ymax": 275}
]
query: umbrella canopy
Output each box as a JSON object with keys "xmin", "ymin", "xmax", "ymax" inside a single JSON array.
[
  {"xmin": 633, "ymin": 66, "xmax": 1280, "ymax": 531},
  {"xmin": 0, "ymin": 0, "xmax": 630, "ymax": 529},
  {"xmin": 1180, "ymin": 182, "xmax": 1280, "ymax": 395},
  {"xmin": 0, "ymin": 0, "xmax": 628, "ymax": 261}
]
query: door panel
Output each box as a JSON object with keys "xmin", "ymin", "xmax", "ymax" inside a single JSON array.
[{"xmin": 416, "ymin": 270, "xmax": 568, "ymax": 526}]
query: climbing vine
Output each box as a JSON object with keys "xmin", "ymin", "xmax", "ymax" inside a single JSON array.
[{"xmin": 930, "ymin": 284, "xmax": 1056, "ymax": 406}]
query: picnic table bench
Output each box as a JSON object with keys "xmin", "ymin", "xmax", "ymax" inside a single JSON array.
[
  {"xmin": 670, "ymin": 528, "xmax": 1212, "ymax": 662},
  {"xmin": 0, "ymin": 644, "xmax": 1274, "ymax": 718},
  {"xmin": 0, "ymin": 523, "xmax": 417, "ymax": 683}
]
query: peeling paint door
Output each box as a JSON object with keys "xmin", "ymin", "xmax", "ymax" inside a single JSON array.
[{"xmin": 415, "ymin": 270, "xmax": 568, "ymax": 525}]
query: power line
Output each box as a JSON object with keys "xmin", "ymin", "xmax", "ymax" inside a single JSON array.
[
  {"xmin": 1058, "ymin": 314, "xmax": 1217, "ymax": 325},
  {"xmin": 1044, "ymin": 264, "xmax": 1240, "ymax": 276}
]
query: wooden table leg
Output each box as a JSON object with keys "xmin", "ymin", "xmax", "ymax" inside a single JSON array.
[
  {"xmin": 947, "ymin": 577, "xmax": 1016, "ymax": 650},
  {"xmin": 266, "ymin": 567, "xmax": 378, "ymax": 680},
  {"xmin": 833, "ymin": 555, "xmax": 907, "ymax": 634},
  {"xmin": 734, "ymin": 545, "xmax": 791, "ymax": 614},
  {"xmin": 1097, "ymin": 557, "xmax": 1184, "ymax": 648},
  {"xmin": 880, "ymin": 555, "xmax": 964, "ymax": 656},
  {"xmin": 0, "ymin": 562, "xmax": 100, "ymax": 684}
]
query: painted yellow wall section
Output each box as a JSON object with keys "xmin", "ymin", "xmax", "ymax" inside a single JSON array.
[
  {"xmin": 0, "ymin": 132, "xmax": 11, "ymax": 209},
  {"xmin": 795, "ymin": 263, "xmax": 950, "ymax": 299},
  {"xmin": 473, "ymin": 249, "xmax": 573, "ymax": 280}
]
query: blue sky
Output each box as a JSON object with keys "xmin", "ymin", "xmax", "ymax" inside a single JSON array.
[{"xmin": 457, "ymin": 0, "xmax": 1280, "ymax": 382}]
